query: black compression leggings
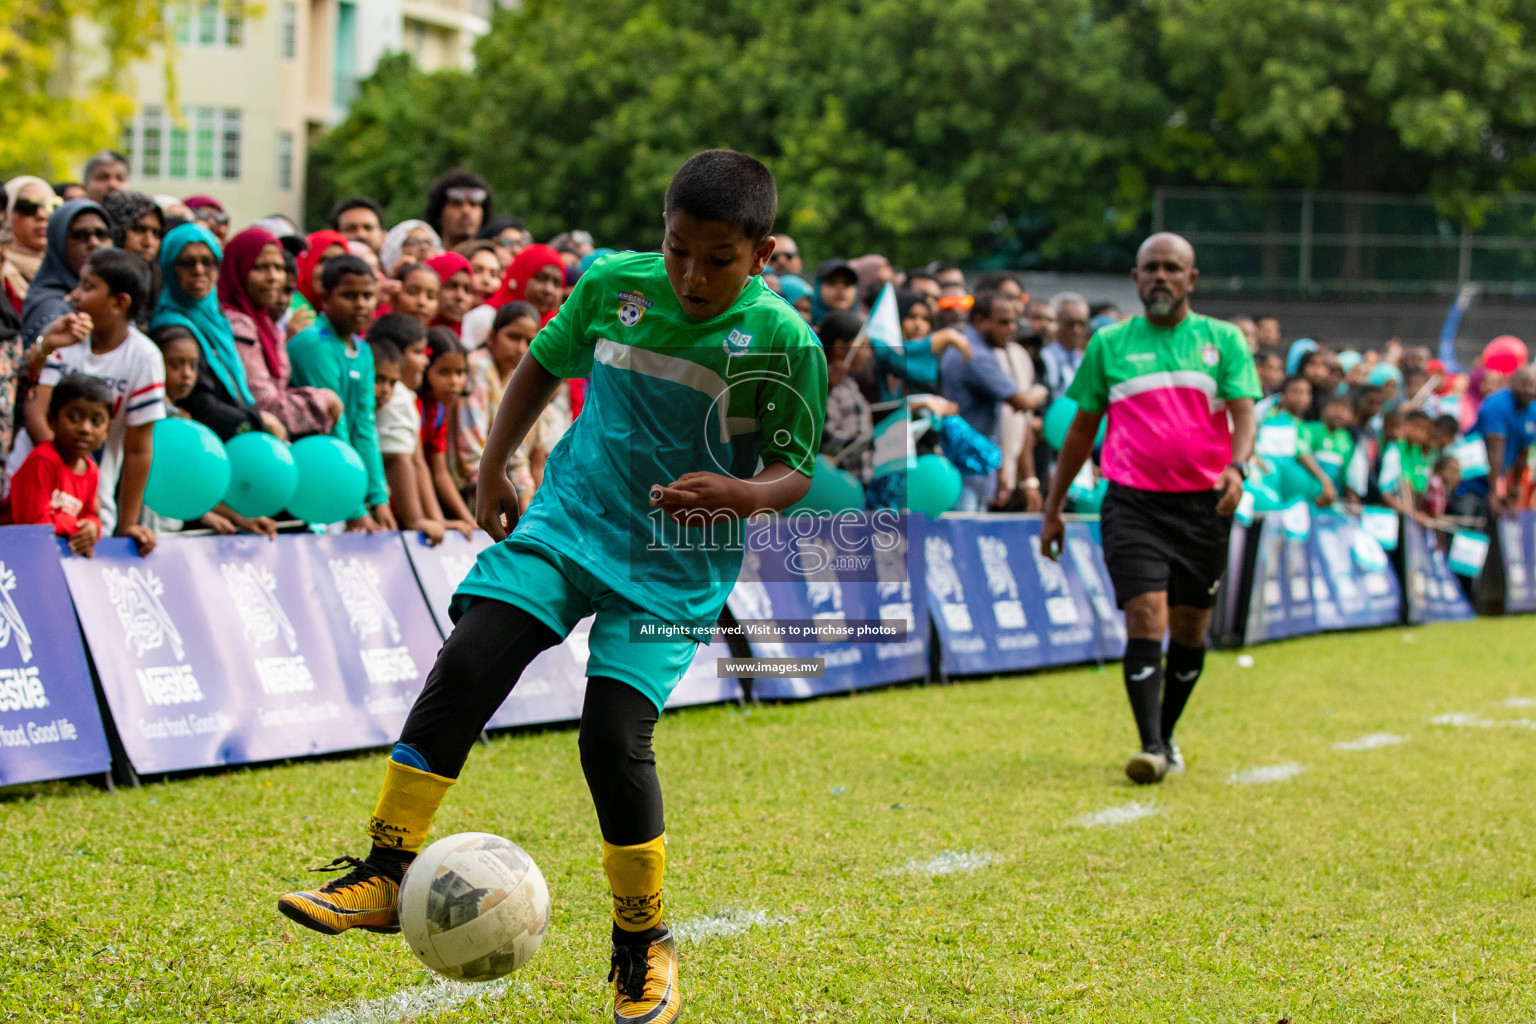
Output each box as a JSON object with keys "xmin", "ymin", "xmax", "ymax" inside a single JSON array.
[{"xmin": 396, "ymin": 597, "xmax": 666, "ymax": 846}]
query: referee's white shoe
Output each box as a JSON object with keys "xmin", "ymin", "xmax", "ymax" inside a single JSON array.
[
  {"xmin": 1165, "ymin": 742, "xmax": 1185, "ymax": 775},
  {"xmin": 1125, "ymin": 749, "xmax": 1169, "ymax": 784}
]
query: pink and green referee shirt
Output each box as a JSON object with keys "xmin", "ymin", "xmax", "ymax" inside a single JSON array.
[{"xmin": 1066, "ymin": 313, "xmax": 1261, "ymax": 493}]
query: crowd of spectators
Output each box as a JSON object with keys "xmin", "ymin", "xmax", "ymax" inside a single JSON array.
[{"xmin": 2, "ymin": 149, "xmax": 1533, "ymax": 560}]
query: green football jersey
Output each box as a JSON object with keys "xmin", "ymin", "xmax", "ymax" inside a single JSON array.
[{"xmin": 457, "ymin": 252, "xmax": 828, "ymax": 630}]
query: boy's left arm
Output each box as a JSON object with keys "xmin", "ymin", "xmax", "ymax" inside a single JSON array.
[{"xmin": 116, "ymin": 422, "xmax": 154, "ymax": 542}]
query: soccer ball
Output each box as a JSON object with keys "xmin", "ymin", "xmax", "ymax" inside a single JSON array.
[{"xmin": 398, "ymin": 832, "xmax": 551, "ymax": 982}]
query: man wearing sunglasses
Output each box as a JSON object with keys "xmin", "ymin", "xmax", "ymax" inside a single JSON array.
[
  {"xmin": 769, "ymin": 234, "xmax": 803, "ymax": 277},
  {"xmin": 425, "ymin": 170, "xmax": 494, "ymax": 250}
]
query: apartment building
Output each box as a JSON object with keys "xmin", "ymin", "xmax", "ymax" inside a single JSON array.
[{"xmin": 108, "ymin": 1, "xmax": 493, "ymax": 227}]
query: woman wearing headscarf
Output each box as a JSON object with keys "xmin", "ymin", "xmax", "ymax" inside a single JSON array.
[
  {"xmin": 152, "ymin": 222, "xmax": 284, "ymax": 441},
  {"xmin": 102, "ymin": 189, "xmax": 166, "ymax": 329},
  {"xmin": 19, "ymin": 198, "xmax": 113, "ymax": 350},
  {"xmin": 459, "ymin": 243, "xmax": 565, "ymax": 349},
  {"xmin": 291, "ymin": 230, "xmax": 350, "ymax": 318},
  {"xmin": 423, "ymin": 251, "xmax": 475, "ymax": 336},
  {"xmin": 219, "ymin": 226, "xmax": 340, "ymax": 438},
  {"xmin": 3, "ymin": 177, "xmax": 57, "ymax": 310},
  {"xmin": 379, "ymin": 219, "xmax": 442, "ymax": 277}
]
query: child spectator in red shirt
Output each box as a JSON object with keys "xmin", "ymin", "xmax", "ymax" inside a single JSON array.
[{"xmin": 8, "ymin": 373, "xmax": 153, "ymax": 556}]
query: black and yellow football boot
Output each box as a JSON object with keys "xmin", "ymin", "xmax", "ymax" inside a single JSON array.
[
  {"xmin": 609, "ymin": 927, "xmax": 681, "ymax": 1023},
  {"xmin": 277, "ymin": 855, "xmax": 403, "ymax": 935}
]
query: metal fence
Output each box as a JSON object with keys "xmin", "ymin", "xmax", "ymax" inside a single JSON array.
[{"xmin": 1152, "ymin": 187, "xmax": 1536, "ymax": 297}]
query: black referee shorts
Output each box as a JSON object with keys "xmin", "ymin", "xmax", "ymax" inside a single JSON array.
[{"xmin": 1099, "ymin": 481, "xmax": 1234, "ymax": 610}]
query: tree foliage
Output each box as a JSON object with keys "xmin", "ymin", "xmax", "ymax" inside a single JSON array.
[
  {"xmin": 309, "ymin": 0, "xmax": 1536, "ymax": 264},
  {"xmin": 0, "ymin": 0, "xmax": 169, "ymax": 180}
]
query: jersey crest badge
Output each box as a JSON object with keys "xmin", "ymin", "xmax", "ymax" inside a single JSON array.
[
  {"xmin": 723, "ymin": 327, "xmax": 754, "ymax": 355},
  {"xmin": 1201, "ymin": 343, "xmax": 1220, "ymax": 367},
  {"xmin": 617, "ymin": 291, "xmax": 652, "ymax": 328}
]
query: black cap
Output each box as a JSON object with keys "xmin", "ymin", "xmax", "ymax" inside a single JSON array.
[{"xmin": 816, "ymin": 258, "xmax": 857, "ymax": 285}]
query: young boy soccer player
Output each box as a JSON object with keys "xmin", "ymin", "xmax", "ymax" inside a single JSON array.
[
  {"xmin": 279, "ymin": 150, "xmax": 827, "ymax": 1022},
  {"xmin": 1041, "ymin": 232, "xmax": 1260, "ymax": 785}
]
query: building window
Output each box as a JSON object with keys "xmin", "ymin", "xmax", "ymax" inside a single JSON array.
[
  {"xmin": 280, "ymin": 1, "xmax": 296, "ymax": 59},
  {"xmin": 120, "ymin": 122, "xmax": 136, "ymax": 169},
  {"xmin": 225, "ymin": 0, "xmax": 243, "ymax": 46},
  {"xmin": 221, "ymin": 109, "xmax": 241, "ymax": 181},
  {"xmin": 277, "ymin": 131, "xmax": 294, "ymax": 191},
  {"xmin": 197, "ymin": 0, "xmax": 218, "ymax": 45},
  {"xmin": 172, "ymin": 0, "xmax": 192, "ymax": 44},
  {"xmin": 334, "ymin": 1, "xmax": 358, "ymax": 108},
  {"xmin": 168, "ymin": 117, "xmax": 189, "ymax": 179},
  {"xmin": 194, "ymin": 106, "xmax": 216, "ymax": 179},
  {"xmin": 141, "ymin": 106, "xmax": 163, "ymax": 177}
]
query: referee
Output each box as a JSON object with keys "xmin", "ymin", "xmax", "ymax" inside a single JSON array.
[{"xmin": 1041, "ymin": 233, "xmax": 1260, "ymax": 784}]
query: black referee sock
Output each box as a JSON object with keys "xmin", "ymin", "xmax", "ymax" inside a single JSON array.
[
  {"xmin": 1160, "ymin": 641, "xmax": 1206, "ymax": 746},
  {"xmin": 1122, "ymin": 638, "xmax": 1165, "ymax": 755}
]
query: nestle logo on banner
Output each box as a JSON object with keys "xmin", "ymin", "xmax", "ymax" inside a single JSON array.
[
  {"xmin": 0, "ymin": 562, "xmax": 35, "ymax": 663},
  {"xmin": 328, "ymin": 557, "xmax": 417, "ymax": 686},
  {"xmin": 136, "ymin": 665, "xmax": 205, "ymax": 706},
  {"xmin": 924, "ymin": 536, "xmax": 975, "ymax": 635},
  {"xmin": 0, "ymin": 666, "xmax": 48, "ymax": 712},
  {"xmin": 105, "ymin": 567, "xmax": 185, "ymax": 659},
  {"xmin": 222, "ymin": 563, "xmax": 298, "ymax": 652}
]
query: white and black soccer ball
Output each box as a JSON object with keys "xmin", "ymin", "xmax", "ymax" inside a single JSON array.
[{"xmin": 398, "ymin": 832, "xmax": 550, "ymax": 982}]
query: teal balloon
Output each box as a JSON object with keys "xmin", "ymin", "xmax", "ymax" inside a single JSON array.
[
  {"xmin": 906, "ymin": 453, "xmax": 963, "ymax": 517},
  {"xmin": 223, "ymin": 431, "xmax": 298, "ymax": 518},
  {"xmin": 784, "ymin": 455, "xmax": 863, "ymax": 515},
  {"xmin": 1246, "ymin": 475, "xmax": 1285, "ymax": 512},
  {"xmin": 1043, "ymin": 397, "xmax": 1107, "ymax": 450},
  {"xmin": 288, "ymin": 435, "xmax": 368, "ymax": 525},
  {"xmin": 143, "ymin": 418, "xmax": 230, "ymax": 521},
  {"xmin": 1276, "ymin": 457, "xmax": 1322, "ymax": 504},
  {"xmin": 1073, "ymin": 477, "xmax": 1109, "ymax": 513}
]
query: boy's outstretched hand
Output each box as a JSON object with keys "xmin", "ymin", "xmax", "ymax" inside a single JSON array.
[{"xmin": 477, "ymin": 470, "xmax": 521, "ymax": 541}]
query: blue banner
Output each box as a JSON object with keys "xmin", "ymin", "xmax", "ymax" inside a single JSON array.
[
  {"xmin": 1244, "ymin": 515, "xmax": 1318, "ymax": 643},
  {"xmin": 924, "ymin": 515, "xmax": 1120, "ymax": 676},
  {"xmin": 401, "ymin": 530, "xmax": 496, "ymax": 637},
  {"xmin": 1308, "ymin": 514, "xmax": 1402, "ymax": 631},
  {"xmin": 0, "ymin": 526, "xmax": 112, "ymax": 786},
  {"xmin": 1498, "ymin": 512, "xmax": 1536, "ymax": 614},
  {"xmin": 1402, "ymin": 519, "xmax": 1475, "ymax": 623},
  {"xmin": 728, "ymin": 512, "xmax": 930, "ymax": 698},
  {"xmin": 63, "ymin": 533, "xmax": 440, "ymax": 774}
]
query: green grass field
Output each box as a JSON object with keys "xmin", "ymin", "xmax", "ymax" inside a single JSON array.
[{"xmin": 3, "ymin": 618, "xmax": 1534, "ymax": 1023}]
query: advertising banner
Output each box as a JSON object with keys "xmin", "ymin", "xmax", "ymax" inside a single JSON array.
[
  {"xmin": 1402, "ymin": 519, "xmax": 1475, "ymax": 624},
  {"xmin": 1498, "ymin": 512, "xmax": 1536, "ymax": 614},
  {"xmin": 924, "ymin": 515, "xmax": 1121, "ymax": 677},
  {"xmin": 728, "ymin": 512, "xmax": 930, "ymax": 699},
  {"xmin": 63, "ymin": 533, "xmax": 441, "ymax": 774},
  {"xmin": 1308, "ymin": 514, "xmax": 1402, "ymax": 631},
  {"xmin": 0, "ymin": 527, "xmax": 111, "ymax": 786},
  {"xmin": 402, "ymin": 529, "xmax": 496, "ymax": 637},
  {"xmin": 1244, "ymin": 515, "xmax": 1318, "ymax": 643}
]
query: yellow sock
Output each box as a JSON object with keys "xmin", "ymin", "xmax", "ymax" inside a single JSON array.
[
  {"xmin": 366, "ymin": 758, "xmax": 455, "ymax": 854},
  {"xmin": 602, "ymin": 834, "xmax": 666, "ymax": 933}
]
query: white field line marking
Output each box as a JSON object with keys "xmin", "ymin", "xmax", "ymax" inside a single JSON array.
[
  {"xmin": 1498, "ymin": 697, "xmax": 1536, "ymax": 708},
  {"xmin": 1429, "ymin": 712, "xmax": 1536, "ymax": 730},
  {"xmin": 1071, "ymin": 802, "xmax": 1160, "ymax": 828},
  {"xmin": 887, "ymin": 850, "xmax": 997, "ymax": 877},
  {"xmin": 670, "ymin": 907, "xmax": 789, "ymax": 943},
  {"xmin": 301, "ymin": 975, "xmax": 531, "ymax": 1024},
  {"xmin": 1333, "ymin": 733, "xmax": 1408, "ymax": 751},
  {"xmin": 1228, "ymin": 763, "xmax": 1305, "ymax": 785}
]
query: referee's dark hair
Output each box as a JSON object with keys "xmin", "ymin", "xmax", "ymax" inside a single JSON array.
[{"xmin": 665, "ymin": 149, "xmax": 778, "ymax": 242}]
